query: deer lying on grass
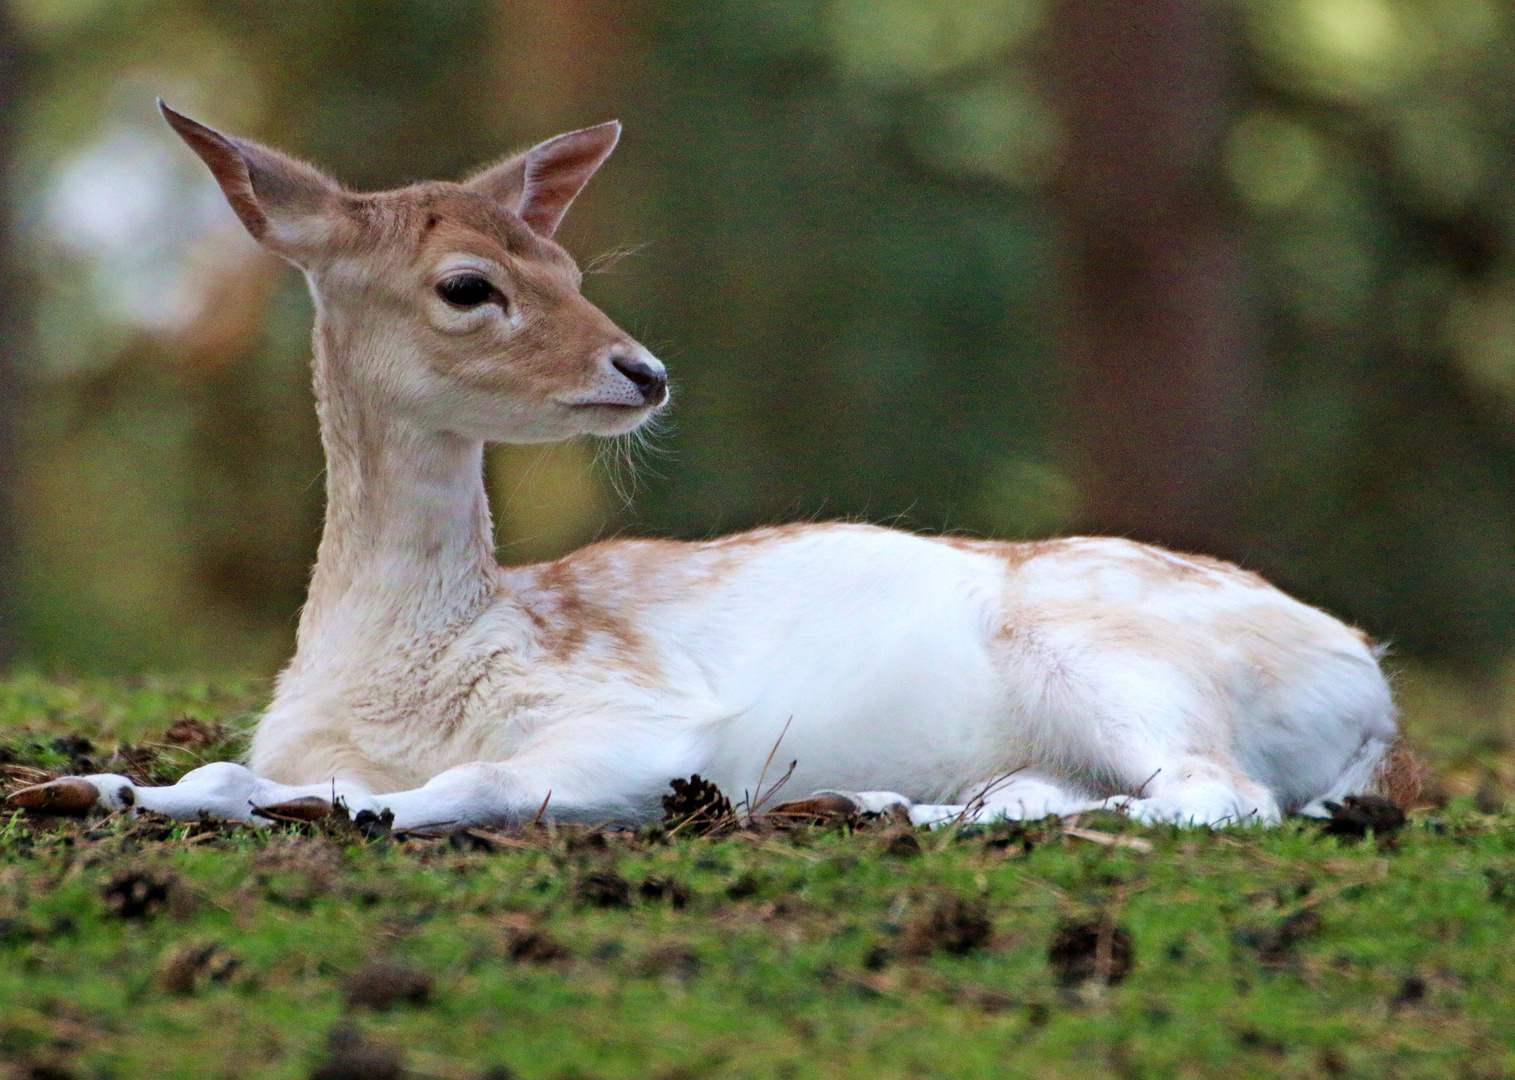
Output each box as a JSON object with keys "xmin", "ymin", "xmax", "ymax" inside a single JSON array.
[{"xmin": 9, "ymin": 103, "xmax": 1407, "ymax": 830}]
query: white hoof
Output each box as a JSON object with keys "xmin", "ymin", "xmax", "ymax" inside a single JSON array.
[
  {"xmin": 908, "ymin": 804, "xmax": 970, "ymax": 827},
  {"xmin": 846, "ymin": 791, "xmax": 913, "ymax": 814}
]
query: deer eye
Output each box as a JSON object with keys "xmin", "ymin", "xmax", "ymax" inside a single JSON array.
[{"xmin": 436, "ymin": 273, "xmax": 498, "ymax": 308}]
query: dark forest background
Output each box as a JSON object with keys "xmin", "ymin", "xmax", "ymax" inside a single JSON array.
[{"xmin": 3, "ymin": 0, "xmax": 1515, "ymax": 766}]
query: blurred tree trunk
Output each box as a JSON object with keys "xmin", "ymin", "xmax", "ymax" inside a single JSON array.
[
  {"xmin": 0, "ymin": 7, "xmax": 22, "ymax": 665},
  {"xmin": 489, "ymin": 0, "xmax": 633, "ymax": 137},
  {"xmin": 1045, "ymin": 0, "xmax": 1257, "ymax": 554},
  {"xmin": 485, "ymin": 0, "xmax": 638, "ymax": 562}
]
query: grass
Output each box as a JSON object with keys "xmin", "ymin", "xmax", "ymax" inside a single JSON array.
[{"xmin": 2, "ymin": 675, "xmax": 1515, "ymax": 1079}]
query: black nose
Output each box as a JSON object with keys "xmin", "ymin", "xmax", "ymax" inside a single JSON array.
[{"xmin": 612, "ymin": 355, "xmax": 668, "ymax": 405}]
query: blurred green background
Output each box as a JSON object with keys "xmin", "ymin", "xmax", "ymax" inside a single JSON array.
[{"xmin": 4, "ymin": 0, "xmax": 1515, "ymax": 787}]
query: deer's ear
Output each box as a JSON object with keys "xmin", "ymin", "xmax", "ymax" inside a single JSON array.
[
  {"xmin": 468, "ymin": 121, "xmax": 620, "ymax": 238},
  {"xmin": 160, "ymin": 101, "xmax": 339, "ymax": 258}
]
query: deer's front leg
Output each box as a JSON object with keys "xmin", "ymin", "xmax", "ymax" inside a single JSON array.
[
  {"xmin": 13, "ymin": 723, "xmax": 699, "ymax": 831},
  {"xmin": 6, "ymin": 762, "xmax": 378, "ymax": 824},
  {"xmin": 353, "ymin": 723, "xmax": 705, "ymax": 831},
  {"xmin": 369, "ymin": 759, "xmax": 655, "ymax": 831}
]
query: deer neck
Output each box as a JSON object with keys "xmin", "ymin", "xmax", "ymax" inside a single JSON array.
[{"xmin": 295, "ymin": 311, "xmax": 499, "ymax": 657}]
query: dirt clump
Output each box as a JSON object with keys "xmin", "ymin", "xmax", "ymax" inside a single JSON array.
[
  {"xmin": 158, "ymin": 939, "xmax": 240, "ymax": 994},
  {"xmin": 639, "ymin": 874, "xmax": 693, "ymax": 908},
  {"xmin": 879, "ymin": 829, "xmax": 922, "ymax": 858},
  {"xmin": 350, "ymin": 809, "xmax": 395, "ymax": 841},
  {"xmin": 638, "ymin": 942, "xmax": 701, "ymax": 981},
  {"xmin": 1474, "ymin": 774, "xmax": 1506, "ymax": 814},
  {"xmin": 20, "ymin": 1065, "xmax": 82, "ymax": 1080},
  {"xmin": 250, "ymin": 796, "xmax": 336, "ymax": 824},
  {"xmin": 50, "ymin": 735, "xmax": 95, "ymax": 772},
  {"xmin": 343, "ymin": 960, "xmax": 434, "ymax": 1011},
  {"xmin": 899, "ymin": 895, "xmax": 993, "ymax": 957},
  {"xmin": 560, "ymin": 827, "xmax": 609, "ymax": 855},
  {"xmin": 1319, "ymin": 795, "xmax": 1406, "ymax": 841},
  {"xmin": 1485, "ymin": 868, "xmax": 1515, "ymax": 906},
  {"xmin": 981, "ymin": 819, "xmax": 1058, "ymax": 856},
  {"xmin": 1391, "ymin": 974, "xmax": 1428, "ymax": 1009},
  {"xmin": 506, "ymin": 927, "xmax": 570, "ymax": 964},
  {"xmin": 1048, "ymin": 918, "xmax": 1135, "ymax": 986},
  {"xmin": 101, "ymin": 870, "xmax": 173, "ymax": 920},
  {"xmin": 251, "ymin": 838, "xmax": 342, "ymax": 909},
  {"xmin": 163, "ymin": 716, "xmax": 229, "ymax": 748},
  {"xmin": 308, "ymin": 1022, "xmax": 407, "ymax": 1080},
  {"xmin": 1235, "ymin": 907, "xmax": 1321, "ymax": 965},
  {"xmin": 0, "ymin": 915, "xmax": 74, "ymax": 946},
  {"xmin": 948, "ymin": 985, "xmax": 1020, "ymax": 1013},
  {"xmin": 726, "ymin": 873, "xmax": 763, "ymax": 900},
  {"xmin": 572, "ymin": 871, "xmax": 632, "ymax": 908}
]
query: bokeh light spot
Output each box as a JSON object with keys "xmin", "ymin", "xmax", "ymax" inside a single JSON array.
[
  {"xmin": 1448, "ymin": 281, "xmax": 1515, "ymax": 408},
  {"xmin": 826, "ymin": 0, "xmax": 1042, "ymax": 87},
  {"xmin": 1227, "ymin": 111, "xmax": 1323, "ymax": 210},
  {"xmin": 1301, "ymin": 0, "xmax": 1399, "ymax": 65},
  {"xmin": 911, "ymin": 73, "xmax": 1060, "ymax": 187},
  {"xmin": 1250, "ymin": 0, "xmax": 1428, "ymax": 99},
  {"xmin": 977, "ymin": 459, "xmax": 1080, "ymax": 540}
]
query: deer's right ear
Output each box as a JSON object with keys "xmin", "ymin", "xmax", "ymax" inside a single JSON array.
[
  {"xmin": 160, "ymin": 101, "xmax": 339, "ymax": 258},
  {"xmin": 467, "ymin": 121, "xmax": 621, "ymax": 238}
]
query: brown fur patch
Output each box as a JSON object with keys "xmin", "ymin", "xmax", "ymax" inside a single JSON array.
[
  {"xmin": 516, "ymin": 546, "xmax": 668, "ymax": 681},
  {"xmin": 934, "ymin": 535, "xmax": 1072, "ymax": 569},
  {"xmin": 933, "ymin": 534, "xmax": 1268, "ymax": 590},
  {"xmin": 1373, "ymin": 736, "xmax": 1428, "ymax": 810},
  {"xmin": 417, "ymin": 190, "xmax": 541, "ymax": 256},
  {"xmin": 1114, "ymin": 543, "xmax": 1270, "ymax": 589},
  {"xmin": 701, "ymin": 521, "xmax": 854, "ymax": 551}
]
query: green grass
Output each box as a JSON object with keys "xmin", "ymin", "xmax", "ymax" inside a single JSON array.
[{"xmin": 3, "ymin": 675, "xmax": 1515, "ymax": 1079}]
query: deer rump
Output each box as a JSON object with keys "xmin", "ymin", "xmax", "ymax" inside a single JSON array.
[{"xmin": 6, "ymin": 106, "xmax": 1398, "ymax": 830}]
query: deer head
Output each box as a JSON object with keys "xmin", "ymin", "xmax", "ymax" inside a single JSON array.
[{"xmin": 160, "ymin": 101, "xmax": 666, "ymax": 443}]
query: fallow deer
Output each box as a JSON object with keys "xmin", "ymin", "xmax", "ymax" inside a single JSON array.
[{"xmin": 8, "ymin": 103, "xmax": 1403, "ymax": 830}]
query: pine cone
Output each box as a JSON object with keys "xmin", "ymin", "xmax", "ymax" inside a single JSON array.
[{"xmin": 661, "ymin": 774, "xmax": 735, "ymax": 834}]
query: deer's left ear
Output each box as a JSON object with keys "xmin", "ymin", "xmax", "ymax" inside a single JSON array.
[{"xmin": 468, "ymin": 121, "xmax": 620, "ymax": 238}]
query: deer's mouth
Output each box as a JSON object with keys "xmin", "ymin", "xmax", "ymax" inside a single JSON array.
[
  {"xmin": 564, "ymin": 388, "xmax": 666, "ymax": 412},
  {"xmin": 564, "ymin": 395, "xmax": 664, "ymax": 415},
  {"xmin": 565, "ymin": 400, "xmax": 660, "ymax": 436}
]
